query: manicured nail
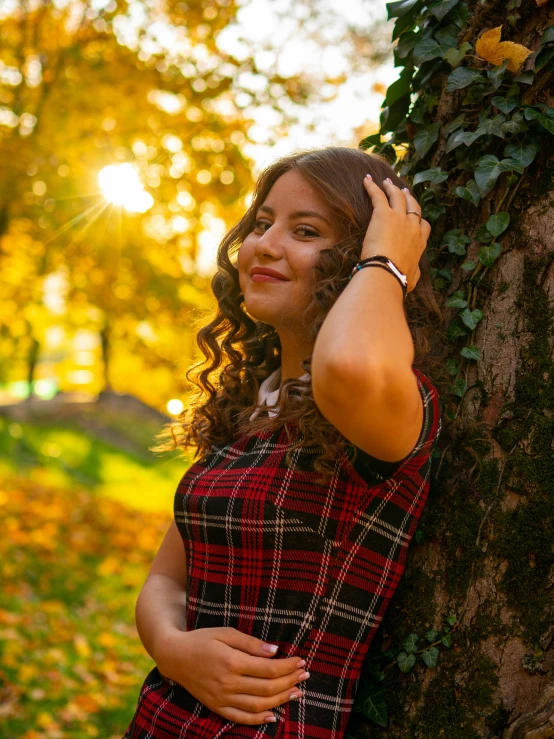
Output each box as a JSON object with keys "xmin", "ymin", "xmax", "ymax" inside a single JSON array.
[
  {"xmin": 384, "ymin": 177, "xmax": 392, "ymax": 183},
  {"xmin": 265, "ymin": 715, "xmax": 277, "ymax": 722},
  {"xmin": 263, "ymin": 643, "xmax": 279, "ymax": 653},
  {"xmin": 298, "ymin": 671, "xmax": 310, "ymax": 681},
  {"xmin": 289, "ymin": 693, "xmax": 300, "ymax": 701},
  {"xmin": 365, "ymin": 173, "xmax": 372, "ymax": 181},
  {"xmin": 402, "ymin": 187, "xmax": 410, "ymax": 193},
  {"xmin": 296, "ymin": 659, "xmax": 306, "ymax": 668}
]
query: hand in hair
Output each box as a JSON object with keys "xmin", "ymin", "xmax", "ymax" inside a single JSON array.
[
  {"xmin": 361, "ymin": 174, "xmax": 431, "ymax": 294},
  {"xmin": 155, "ymin": 626, "xmax": 310, "ymax": 725}
]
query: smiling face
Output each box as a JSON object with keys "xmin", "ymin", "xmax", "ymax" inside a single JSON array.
[{"xmin": 237, "ymin": 168, "xmax": 340, "ymax": 335}]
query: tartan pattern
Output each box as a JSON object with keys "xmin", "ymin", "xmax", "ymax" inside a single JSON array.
[{"xmin": 124, "ymin": 367, "xmax": 442, "ymax": 739}]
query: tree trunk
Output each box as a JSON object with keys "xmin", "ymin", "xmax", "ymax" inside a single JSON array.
[
  {"xmin": 100, "ymin": 321, "xmax": 112, "ymax": 393},
  {"xmin": 348, "ymin": 2, "xmax": 554, "ymax": 737}
]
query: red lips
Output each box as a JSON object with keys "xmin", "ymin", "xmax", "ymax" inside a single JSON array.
[{"xmin": 250, "ymin": 267, "xmax": 290, "ymax": 280}]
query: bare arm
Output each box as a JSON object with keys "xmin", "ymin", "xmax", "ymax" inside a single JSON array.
[{"xmin": 135, "ymin": 519, "xmax": 188, "ymax": 663}]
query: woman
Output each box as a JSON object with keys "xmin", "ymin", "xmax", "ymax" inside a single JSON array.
[{"xmin": 124, "ymin": 146, "xmax": 443, "ymax": 738}]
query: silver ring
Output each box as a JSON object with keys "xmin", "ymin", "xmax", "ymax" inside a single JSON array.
[{"xmin": 406, "ymin": 209, "xmax": 422, "ymax": 221}]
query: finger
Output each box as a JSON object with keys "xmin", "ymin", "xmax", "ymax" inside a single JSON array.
[
  {"xmin": 382, "ymin": 178, "xmax": 408, "ymax": 214},
  {"xmin": 362, "ymin": 174, "xmax": 391, "ymax": 211},
  {"xmin": 401, "ymin": 187, "xmax": 421, "ymax": 214},
  {"xmin": 216, "ymin": 628, "xmax": 281, "ymax": 658},
  {"xmin": 230, "ymin": 684, "xmax": 305, "ymax": 713},
  {"xmin": 235, "ymin": 652, "xmax": 305, "ymax": 679},
  {"xmin": 235, "ymin": 668, "xmax": 309, "ymax": 697},
  {"xmin": 216, "ymin": 705, "xmax": 279, "ymax": 726}
]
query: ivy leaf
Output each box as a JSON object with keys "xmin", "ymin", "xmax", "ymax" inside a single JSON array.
[
  {"xmin": 487, "ymin": 59, "xmax": 508, "ymax": 90},
  {"xmin": 359, "ymin": 133, "xmax": 382, "ymax": 151},
  {"xmin": 359, "ymin": 685, "xmax": 388, "ymax": 727},
  {"xmin": 446, "ymin": 357, "xmax": 459, "ymax": 375},
  {"xmin": 461, "ymin": 260, "xmax": 476, "ymax": 270},
  {"xmin": 421, "ymin": 647, "xmax": 440, "ymax": 668},
  {"xmin": 413, "ymin": 38, "xmax": 451, "ymax": 65},
  {"xmin": 443, "ymin": 229, "xmax": 471, "ymax": 255},
  {"xmin": 514, "ymin": 71, "xmax": 534, "ymax": 85},
  {"xmin": 540, "ymin": 26, "xmax": 554, "ymax": 46},
  {"xmin": 462, "ymin": 84, "xmax": 487, "ymax": 105},
  {"xmin": 446, "ymin": 66, "xmax": 484, "ymax": 92},
  {"xmin": 425, "ymin": 629, "xmax": 440, "ymax": 642},
  {"xmin": 444, "ymin": 42, "xmax": 472, "ymax": 68},
  {"xmin": 422, "ymin": 203, "xmax": 446, "ymax": 221},
  {"xmin": 386, "ymin": 0, "xmax": 420, "ymax": 20},
  {"xmin": 536, "ymin": 114, "xmax": 554, "ymax": 135},
  {"xmin": 476, "ymin": 224, "xmax": 494, "ymax": 243},
  {"xmin": 503, "ymin": 140, "xmax": 540, "ymax": 168},
  {"xmin": 414, "ymin": 528, "xmax": 426, "ymax": 544},
  {"xmin": 445, "ymin": 129, "xmax": 481, "ymax": 153},
  {"xmin": 524, "ymin": 106, "xmax": 543, "ymax": 121},
  {"xmin": 446, "ymin": 290, "xmax": 467, "ymax": 308},
  {"xmin": 499, "ymin": 112, "xmax": 528, "ymax": 136},
  {"xmin": 478, "ymin": 241, "xmax": 501, "ymax": 267},
  {"xmin": 445, "ymin": 616, "xmax": 458, "ymax": 627},
  {"xmin": 451, "ymin": 376, "xmax": 467, "ymax": 397},
  {"xmin": 444, "ymin": 113, "xmax": 466, "ymax": 134},
  {"xmin": 460, "ymin": 308, "xmax": 484, "ymax": 330},
  {"xmin": 534, "ymin": 45, "xmax": 554, "ymax": 74},
  {"xmin": 491, "ymin": 96, "xmax": 519, "ymax": 114},
  {"xmin": 435, "ymin": 24, "xmax": 459, "ymax": 46},
  {"xmin": 413, "ymin": 121, "xmax": 440, "ymax": 157},
  {"xmin": 460, "ymin": 345, "xmax": 482, "ymax": 360},
  {"xmin": 454, "ymin": 179, "xmax": 480, "ymax": 205},
  {"xmin": 486, "ymin": 211, "xmax": 510, "ymax": 237},
  {"xmin": 474, "ymin": 113, "xmax": 507, "ymax": 138},
  {"xmin": 474, "ymin": 155, "xmax": 522, "ymax": 197},
  {"xmin": 427, "ymin": 0, "xmax": 459, "ymax": 21},
  {"xmin": 402, "ymin": 633, "xmax": 419, "ymax": 654},
  {"xmin": 397, "ymin": 651, "xmax": 416, "ymax": 672},
  {"xmin": 413, "ymin": 167, "xmax": 449, "ymax": 185},
  {"xmin": 396, "ymin": 31, "xmax": 419, "ymax": 59},
  {"xmin": 441, "ymin": 633, "xmax": 453, "ymax": 647}
]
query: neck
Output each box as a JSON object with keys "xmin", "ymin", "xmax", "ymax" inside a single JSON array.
[{"xmin": 276, "ymin": 329, "xmax": 313, "ymax": 386}]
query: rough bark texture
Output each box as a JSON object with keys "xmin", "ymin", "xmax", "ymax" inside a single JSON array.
[{"xmin": 346, "ymin": 4, "xmax": 554, "ymax": 738}]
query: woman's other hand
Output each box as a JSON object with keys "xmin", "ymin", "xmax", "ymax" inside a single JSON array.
[
  {"xmin": 361, "ymin": 175, "xmax": 431, "ymax": 294},
  {"xmin": 154, "ymin": 626, "xmax": 310, "ymax": 725}
]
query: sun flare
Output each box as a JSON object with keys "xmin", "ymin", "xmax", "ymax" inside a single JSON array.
[{"xmin": 98, "ymin": 163, "xmax": 154, "ymax": 213}]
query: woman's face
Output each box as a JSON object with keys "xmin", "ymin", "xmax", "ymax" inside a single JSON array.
[{"xmin": 237, "ymin": 169, "xmax": 340, "ymax": 334}]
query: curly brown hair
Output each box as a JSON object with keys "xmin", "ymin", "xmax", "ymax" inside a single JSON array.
[{"xmin": 152, "ymin": 146, "xmax": 449, "ymax": 485}]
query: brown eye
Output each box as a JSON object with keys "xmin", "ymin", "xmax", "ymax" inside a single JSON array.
[{"xmin": 296, "ymin": 226, "xmax": 318, "ymax": 237}]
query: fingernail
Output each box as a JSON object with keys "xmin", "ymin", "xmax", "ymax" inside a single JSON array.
[
  {"xmin": 289, "ymin": 693, "xmax": 300, "ymax": 701},
  {"xmin": 365, "ymin": 173, "xmax": 372, "ymax": 181},
  {"xmin": 263, "ymin": 643, "xmax": 279, "ymax": 653},
  {"xmin": 265, "ymin": 715, "xmax": 277, "ymax": 722},
  {"xmin": 385, "ymin": 177, "xmax": 392, "ymax": 184},
  {"xmin": 297, "ymin": 659, "xmax": 306, "ymax": 668},
  {"xmin": 298, "ymin": 671, "xmax": 310, "ymax": 681},
  {"xmin": 403, "ymin": 187, "xmax": 410, "ymax": 193}
]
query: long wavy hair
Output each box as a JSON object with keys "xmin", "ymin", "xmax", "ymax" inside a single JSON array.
[{"xmin": 152, "ymin": 146, "xmax": 449, "ymax": 485}]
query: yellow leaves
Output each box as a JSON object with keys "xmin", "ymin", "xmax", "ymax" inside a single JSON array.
[
  {"xmin": 475, "ymin": 26, "xmax": 532, "ymax": 72},
  {"xmin": 74, "ymin": 633, "xmax": 92, "ymax": 658}
]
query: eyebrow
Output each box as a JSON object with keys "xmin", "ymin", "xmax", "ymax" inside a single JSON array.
[{"xmin": 257, "ymin": 205, "xmax": 331, "ymax": 226}]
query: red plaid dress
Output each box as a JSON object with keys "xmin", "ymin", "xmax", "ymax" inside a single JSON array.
[{"xmin": 124, "ymin": 367, "xmax": 442, "ymax": 739}]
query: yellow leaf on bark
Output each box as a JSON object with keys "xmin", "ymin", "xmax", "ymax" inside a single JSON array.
[{"xmin": 475, "ymin": 26, "xmax": 532, "ymax": 72}]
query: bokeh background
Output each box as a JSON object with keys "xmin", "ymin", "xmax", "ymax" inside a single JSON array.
[{"xmin": 0, "ymin": 0, "xmax": 400, "ymax": 735}]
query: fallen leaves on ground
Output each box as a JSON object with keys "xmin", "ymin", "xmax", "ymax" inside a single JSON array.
[{"xmin": 0, "ymin": 475, "xmax": 171, "ymax": 738}]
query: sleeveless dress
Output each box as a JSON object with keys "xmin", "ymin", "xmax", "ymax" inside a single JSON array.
[{"xmin": 124, "ymin": 366, "xmax": 442, "ymax": 739}]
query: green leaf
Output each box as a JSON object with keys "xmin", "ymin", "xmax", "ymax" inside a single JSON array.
[
  {"xmin": 446, "ymin": 290, "xmax": 467, "ymax": 308},
  {"xmin": 449, "ymin": 1, "xmax": 468, "ymax": 27},
  {"xmin": 425, "ymin": 629, "xmax": 440, "ymax": 642},
  {"xmin": 454, "ymin": 179, "xmax": 480, "ymax": 205},
  {"xmin": 486, "ymin": 212, "xmax": 510, "ymax": 237},
  {"xmin": 395, "ymin": 31, "xmax": 419, "ymax": 59},
  {"xmin": 461, "ymin": 260, "xmax": 475, "ymax": 270},
  {"xmin": 441, "ymin": 633, "xmax": 453, "ymax": 647},
  {"xmin": 444, "ymin": 42, "xmax": 472, "ymax": 68},
  {"xmin": 413, "ymin": 167, "xmax": 449, "ymax": 185},
  {"xmin": 359, "ymin": 133, "xmax": 382, "ymax": 150},
  {"xmin": 445, "ymin": 615, "xmax": 458, "ymax": 626},
  {"xmin": 402, "ymin": 633, "xmax": 419, "ymax": 654},
  {"xmin": 360, "ymin": 685, "xmax": 388, "ymax": 727},
  {"xmin": 536, "ymin": 114, "xmax": 554, "ymax": 135},
  {"xmin": 451, "ymin": 376, "xmax": 467, "ymax": 397},
  {"xmin": 445, "ymin": 66, "xmax": 483, "ymax": 92},
  {"xmin": 421, "ymin": 647, "xmax": 440, "ymax": 668},
  {"xmin": 491, "ymin": 96, "xmax": 519, "ymax": 114},
  {"xmin": 445, "ymin": 129, "xmax": 480, "ymax": 153},
  {"xmin": 514, "ymin": 71, "xmax": 534, "ymax": 85},
  {"xmin": 499, "ymin": 112, "xmax": 528, "ymax": 136},
  {"xmin": 540, "ymin": 26, "xmax": 554, "ymax": 46},
  {"xmin": 460, "ymin": 345, "xmax": 481, "ymax": 360},
  {"xmin": 435, "ymin": 24, "xmax": 459, "ymax": 46},
  {"xmin": 462, "ymin": 84, "xmax": 487, "ymax": 105},
  {"xmin": 474, "ymin": 155, "xmax": 522, "ymax": 197},
  {"xmin": 476, "ymin": 224, "xmax": 494, "ymax": 243},
  {"xmin": 444, "ymin": 113, "xmax": 466, "ymax": 135},
  {"xmin": 384, "ymin": 68, "xmax": 414, "ymax": 108},
  {"xmin": 413, "ymin": 121, "xmax": 441, "ymax": 157},
  {"xmin": 503, "ymin": 140, "xmax": 540, "ymax": 168},
  {"xmin": 535, "ymin": 45, "xmax": 554, "ymax": 73},
  {"xmin": 386, "ymin": 0, "xmax": 420, "ymax": 20},
  {"xmin": 414, "ymin": 528, "xmax": 426, "ymax": 544},
  {"xmin": 413, "ymin": 38, "xmax": 451, "ymax": 66},
  {"xmin": 422, "ymin": 203, "xmax": 446, "ymax": 222},
  {"xmin": 524, "ymin": 106, "xmax": 543, "ymax": 121},
  {"xmin": 397, "ymin": 651, "xmax": 416, "ymax": 672},
  {"xmin": 427, "ymin": 0, "xmax": 459, "ymax": 21},
  {"xmin": 478, "ymin": 241, "xmax": 501, "ymax": 267},
  {"xmin": 443, "ymin": 229, "xmax": 471, "ymax": 255},
  {"xmin": 460, "ymin": 308, "xmax": 484, "ymax": 330},
  {"xmin": 474, "ymin": 113, "xmax": 507, "ymax": 138},
  {"xmin": 487, "ymin": 59, "xmax": 508, "ymax": 90}
]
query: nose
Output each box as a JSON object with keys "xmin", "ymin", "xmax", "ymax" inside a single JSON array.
[{"xmin": 253, "ymin": 224, "xmax": 283, "ymax": 259}]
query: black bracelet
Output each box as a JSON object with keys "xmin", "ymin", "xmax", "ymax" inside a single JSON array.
[{"xmin": 349, "ymin": 256, "xmax": 408, "ymax": 299}]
